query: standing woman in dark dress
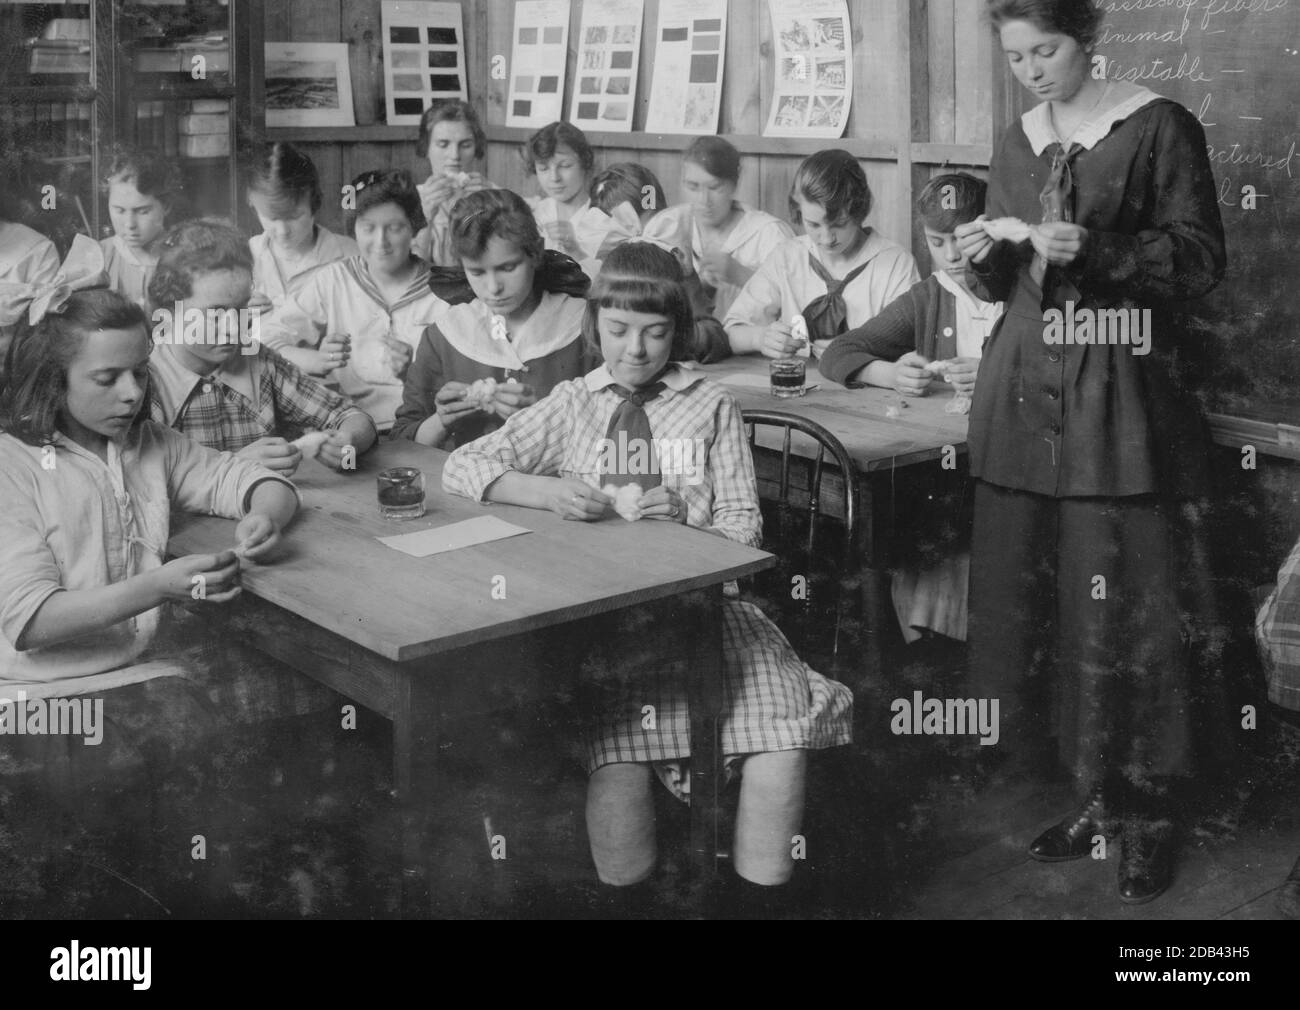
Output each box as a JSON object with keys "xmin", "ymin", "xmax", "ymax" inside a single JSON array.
[{"xmin": 956, "ymin": 0, "xmax": 1228, "ymax": 904}]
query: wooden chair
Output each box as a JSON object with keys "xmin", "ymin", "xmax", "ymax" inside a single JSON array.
[{"xmin": 741, "ymin": 410, "xmax": 863, "ymax": 685}]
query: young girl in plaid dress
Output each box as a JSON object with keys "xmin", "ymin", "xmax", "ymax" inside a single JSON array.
[{"xmin": 442, "ymin": 243, "xmax": 853, "ymax": 911}]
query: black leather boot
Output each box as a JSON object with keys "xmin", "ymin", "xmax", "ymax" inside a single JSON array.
[
  {"xmin": 1028, "ymin": 784, "xmax": 1107, "ymax": 862},
  {"xmin": 1117, "ymin": 816, "xmax": 1174, "ymax": 905}
]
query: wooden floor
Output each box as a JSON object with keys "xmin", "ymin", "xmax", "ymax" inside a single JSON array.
[{"xmin": 896, "ymin": 775, "xmax": 1300, "ymax": 920}]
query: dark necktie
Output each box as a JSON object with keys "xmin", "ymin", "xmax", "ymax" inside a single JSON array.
[
  {"xmin": 602, "ymin": 382, "xmax": 666, "ymax": 489},
  {"xmin": 803, "ymin": 254, "xmax": 871, "ymax": 353},
  {"xmin": 1033, "ymin": 142, "xmax": 1080, "ymax": 302}
]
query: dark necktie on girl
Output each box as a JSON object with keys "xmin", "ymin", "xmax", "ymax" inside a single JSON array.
[
  {"xmin": 802, "ymin": 255, "xmax": 871, "ymax": 355},
  {"xmin": 602, "ymin": 382, "xmax": 667, "ymax": 489}
]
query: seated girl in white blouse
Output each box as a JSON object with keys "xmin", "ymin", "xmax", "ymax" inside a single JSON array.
[{"xmin": 725, "ymin": 149, "xmax": 920, "ymax": 359}]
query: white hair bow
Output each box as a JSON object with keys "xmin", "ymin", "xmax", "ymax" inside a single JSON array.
[{"xmin": 0, "ymin": 234, "xmax": 107, "ymax": 327}]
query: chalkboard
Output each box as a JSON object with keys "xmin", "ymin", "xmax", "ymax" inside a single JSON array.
[{"xmin": 1094, "ymin": 0, "xmax": 1300, "ymax": 419}]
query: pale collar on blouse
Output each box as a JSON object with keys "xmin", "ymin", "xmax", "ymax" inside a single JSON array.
[
  {"xmin": 1021, "ymin": 83, "xmax": 1162, "ymax": 155},
  {"xmin": 803, "ymin": 228, "xmax": 889, "ymax": 272},
  {"xmin": 583, "ymin": 361, "xmax": 703, "ymax": 397},
  {"xmin": 150, "ymin": 343, "xmax": 259, "ymax": 425},
  {"xmin": 110, "ymin": 234, "xmax": 159, "ymax": 268},
  {"xmin": 438, "ymin": 291, "xmax": 585, "ymax": 370},
  {"xmin": 935, "ymin": 268, "xmax": 1002, "ymax": 319}
]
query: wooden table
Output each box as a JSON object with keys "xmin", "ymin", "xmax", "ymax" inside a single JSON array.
[
  {"xmin": 697, "ymin": 356, "xmax": 970, "ymax": 681},
  {"xmin": 168, "ymin": 439, "xmax": 773, "ymax": 915}
]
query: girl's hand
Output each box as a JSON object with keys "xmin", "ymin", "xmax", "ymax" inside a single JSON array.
[
  {"xmin": 943, "ymin": 356, "xmax": 980, "ymax": 396},
  {"xmin": 955, "ymin": 217, "xmax": 994, "ymax": 264},
  {"xmin": 320, "ymin": 333, "xmax": 351, "ymax": 371},
  {"xmin": 1031, "ymin": 221, "xmax": 1088, "ymax": 266},
  {"xmin": 435, "ymin": 381, "xmax": 480, "ymax": 427},
  {"xmin": 460, "ymin": 172, "xmax": 490, "ymax": 195},
  {"xmin": 154, "ymin": 551, "xmax": 241, "ymax": 603},
  {"xmin": 491, "ymin": 380, "xmax": 536, "ymax": 420},
  {"xmin": 247, "ymin": 292, "xmax": 274, "ymax": 316},
  {"xmin": 381, "ymin": 335, "xmax": 413, "ymax": 380},
  {"xmin": 546, "ymin": 478, "xmax": 612, "ymax": 522},
  {"xmin": 422, "ymin": 174, "xmax": 458, "ymax": 214},
  {"xmin": 892, "ymin": 351, "xmax": 934, "ymax": 396},
  {"xmin": 316, "ymin": 429, "xmax": 354, "ymax": 471},
  {"xmin": 699, "ymin": 249, "xmax": 743, "ymax": 289},
  {"xmin": 542, "ymin": 219, "xmax": 580, "ymax": 256},
  {"xmin": 237, "ymin": 437, "xmax": 302, "ymax": 475},
  {"xmin": 636, "ymin": 485, "xmax": 688, "ymax": 524},
  {"xmin": 234, "ymin": 513, "xmax": 281, "ymax": 562},
  {"xmin": 760, "ymin": 319, "xmax": 804, "ymax": 358}
]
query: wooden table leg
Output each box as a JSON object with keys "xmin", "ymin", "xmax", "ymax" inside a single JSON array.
[
  {"xmin": 394, "ymin": 672, "xmax": 440, "ymax": 919},
  {"xmin": 687, "ymin": 586, "xmax": 725, "ymax": 891},
  {"xmin": 858, "ymin": 477, "xmax": 894, "ymax": 689}
]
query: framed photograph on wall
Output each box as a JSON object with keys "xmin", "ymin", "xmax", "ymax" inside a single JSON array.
[{"xmin": 264, "ymin": 42, "xmax": 356, "ymax": 128}]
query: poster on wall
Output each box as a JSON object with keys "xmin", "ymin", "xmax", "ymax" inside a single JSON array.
[
  {"xmin": 380, "ymin": 0, "xmax": 467, "ymax": 127},
  {"xmin": 643, "ymin": 0, "xmax": 727, "ymax": 135},
  {"xmin": 265, "ymin": 42, "xmax": 356, "ymax": 128},
  {"xmin": 762, "ymin": 0, "xmax": 852, "ymax": 138},
  {"xmin": 505, "ymin": 0, "xmax": 572, "ymax": 129},
  {"xmin": 568, "ymin": 0, "xmax": 644, "ymax": 133}
]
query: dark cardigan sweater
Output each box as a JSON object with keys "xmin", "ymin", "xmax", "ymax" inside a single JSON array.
[{"xmin": 820, "ymin": 274, "xmax": 963, "ymax": 387}]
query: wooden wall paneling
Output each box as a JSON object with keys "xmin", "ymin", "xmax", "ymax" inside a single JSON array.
[
  {"xmin": 289, "ymin": 0, "xmax": 341, "ymax": 43},
  {"xmin": 265, "ymin": 0, "xmax": 293, "ymax": 41},
  {"xmin": 926, "ymin": 0, "xmax": 954, "ymax": 144},
  {"xmin": 342, "ymin": 0, "xmax": 382, "ymax": 125},
  {"xmin": 720, "ymin": 0, "xmax": 763, "ymax": 137},
  {"xmin": 636, "ymin": 0, "xmax": 659, "ymax": 133},
  {"xmin": 952, "ymin": 0, "xmax": 986, "ymax": 146},
  {"xmin": 850, "ymin": 0, "xmax": 900, "ymax": 146},
  {"xmin": 482, "ymin": 0, "xmax": 511, "ymax": 128},
  {"xmin": 298, "ymin": 142, "xmax": 346, "ymax": 232}
]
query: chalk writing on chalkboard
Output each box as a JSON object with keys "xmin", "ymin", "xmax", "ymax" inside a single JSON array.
[{"xmin": 1096, "ymin": 0, "xmax": 1299, "ymax": 419}]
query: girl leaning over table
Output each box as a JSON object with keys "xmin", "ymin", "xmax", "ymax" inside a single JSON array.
[{"xmin": 442, "ymin": 243, "xmax": 853, "ymax": 918}]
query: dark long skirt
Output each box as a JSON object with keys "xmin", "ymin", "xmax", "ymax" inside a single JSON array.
[{"xmin": 968, "ymin": 480, "xmax": 1233, "ymax": 794}]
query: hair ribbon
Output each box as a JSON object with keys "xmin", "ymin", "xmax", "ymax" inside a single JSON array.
[{"xmin": 0, "ymin": 234, "xmax": 107, "ymax": 327}]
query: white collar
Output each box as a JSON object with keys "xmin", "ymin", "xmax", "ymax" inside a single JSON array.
[
  {"xmin": 805, "ymin": 228, "xmax": 888, "ymax": 272},
  {"xmin": 438, "ymin": 291, "xmax": 584, "ymax": 370},
  {"xmin": 1022, "ymin": 83, "xmax": 1161, "ymax": 155},
  {"xmin": 150, "ymin": 344, "xmax": 259, "ymax": 425},
  {"xmin": 112, "ymin": 234, "xmax": 158, "ymax": 268},
  {"xmin": 583, "ymin": 362, "xmax": 702, "ymax": 395},
  {"xmin": 934, "ymin": 269, "xmax": 1001, "ymax": 317}
]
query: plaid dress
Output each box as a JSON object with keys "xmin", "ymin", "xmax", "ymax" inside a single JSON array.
[
  {"xmin": 1257, "ymin": 535, "xmax": 1300, "ymax": 712},
  {"xmin": 443, "ymin": 364, "xmax": 855, "ymax": 772},
  {"xmin": 150, "ymin": 345, "xmax": 365, "ymax": 451}
]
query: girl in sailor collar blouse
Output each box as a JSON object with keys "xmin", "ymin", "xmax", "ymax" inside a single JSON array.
[{"xmin": 391, "ymin": 189, "xmax": 594, "ymax": 449}]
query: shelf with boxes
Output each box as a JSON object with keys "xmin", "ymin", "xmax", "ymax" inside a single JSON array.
[{"xmin": 0, "ymin": 0, "xmax": 109, "ymax": 251}]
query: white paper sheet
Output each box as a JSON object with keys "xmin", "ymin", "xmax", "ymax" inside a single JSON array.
[
  {"xmin": 643, "ymin": 0, "xmax": 727, "ymax": 135},
  {"xmin": 506, "ymin": 0, "xmax": 572, "ymax": 128},
  {"xmin": 377, "ymin": 515, "xmax": 533, "ymax": 557},
  {"xmin": 762, "ymin": 0, "xmax": 852, "ymax": 139},
  {"xmin": 568, "ymin": 0, "xmax": 644, "ymax": 132},
  {"xmin": 381, "ymin": 1, "xmax": 467, "ymax": 126}
]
